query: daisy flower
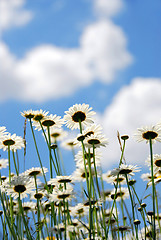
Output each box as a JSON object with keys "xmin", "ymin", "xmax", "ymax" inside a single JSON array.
[
  {"xmin": 30, "ymin": 190, "xmax": 46, "ymax": 200},
  {"xmin": 70, "ymin": 203, "xmax": 89, "ymax": 217},
  {"xmin": 22, "ymin": 201, "xmax": 36, "ymax": 212},
  {"xmin": 34, "ymin": 114, "xmax": 64, "ymax": 131},
  {"xmin": 61, "ymin": 138, "xmax": 78, "ymax": 150},
  {"xmin": 64, "ymin": 103, "xmax": 96, "ymax": 130},
  {"xmin": 133, "ymin": 125, "xmax": 161, "ymax": 143},
  {"xmin": 84, "ymin": 133, "xmax": 108, "ymax": 148},
  {"xmin": 110, "ymin": 164, "xmax": 140, "ymax": 176},
  {"xmin": 55, "ymin": 175, "xmax": 73, "ymax": 184},
  {"xmin": 74, "ymin": 149, "xmax": 101, "ymax": 168},
  {"xmin": 24, "ymin": 167, "xmax": 48, "ymax": 177},
  {"xmin": 146, "ymin": 154, "xmax": 161, "ymax": 172},
  {"xmin": 48, "ymin": 189, "xmax": 74, "ymax": 203},
  {"xmin": 103, "ymin": 172, "xmax": 126, "ymax": 185},
  {"xmin": 21, "ymin": 109, "xmax": 37, "ymax": 119},
  {"xmin": 0, "ymin": 133, "xmax": 25, "ymax": 152},
  {"xmin": 49, "ymin": 127, "xmax": 67, "ymax": 142},
  {"xmin": 0, "ymin": 159, "xmax": 8, "ymax": 169},
  {"xmin": 141, "ymin": 172, "xmax": 158, "ymax": 185},
  {"xmin": 72, "ymin": 167, "xmax": 96, "ymax": 182},
  {"xmin": 110, "ymin": 187, "xmax": 129, "ymax": 201},
  {"xmin": 32, "ymin": 109, "xmax": 49, "ymax": 122},
  {"xmin": 4, "ymin": 175, "xmax": 35, "ymax": 199},
  {"xmin": 83, "ymin": 124, "xmax": 103, "ymax": 138}
]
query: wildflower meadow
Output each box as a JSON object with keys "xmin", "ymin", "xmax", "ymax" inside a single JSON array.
[{"xmin": 0, "ymin": 103, "xmax": 161, "ymax": 240}]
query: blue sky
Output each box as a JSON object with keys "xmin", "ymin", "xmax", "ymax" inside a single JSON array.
[{"xmin": 0, "ymin": 0, "xmax": 161, "ymax": 185}]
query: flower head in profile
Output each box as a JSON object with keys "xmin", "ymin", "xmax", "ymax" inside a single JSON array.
[
  {"xmin": 48, "ymin": 128, "xmax": 67, "ymax": 143},
  {"xmin": 70, "ymin": 203, "xmax": 89, "ymax": 217},
  {"xmin": 75, "ymin": 149, "xmax": 101, "ymax": 168},
  {"xmin": 141, "ymin": 172, "xmax": 158, "ymax": 183},
  {"xmin": 0, "ymin": 133, "xmax": 25, "ymax": 152},
  {"xmin": 83, "ymin": 124, "xmax": 103, "ymax": 137},
  {"xmin": 32, "ymin": 109, "xmax": 49, "ymax": 122},
  {"xmin": 110, "ymin": 164, "xmax": 140, "ymax": 176},
  {"xmin": 30, "ymin": 190, "xmax": 46, "ymax": 200},
  {"xmin": 34, "ymin": 114, "xmax": 64, "ymax": 131},
  {"xmin": 48, "ymin": 189, "xmax": 74, "ymax": 203},
  {"xmin": 64, "ymin": 104, "xmax": 96, "ymax": 130},
  {"xmin": 61, "ymin": 138, "xmax": 78, "ymax": 150},
  {"xmin": 24, "ymin": 167, "xmax": 48, "ymax": 178},
  {"xmin": 109, "ymin": 187, "xmax": 129, "ymax": 201},
  {"xmin": 84, "ymin": 133, "xmax": 108, "ymax": 148},
  {"xmin": 22, "ymin": 201, "xmax": 36, "ymax": 212},
  {"xmin": 134, "ymin": 125, "xmax": 161, "ymax": 143},
  {"xmin": 21, "ymin": 109, "xmax": 37, "ymax": 119},
  {"xmin": 102, "ymin": 171, "xmax": 126, "ymax": 185},
  {"xmin": 146, "ymin": 154, "xmax": 161, "ymax": 172}
]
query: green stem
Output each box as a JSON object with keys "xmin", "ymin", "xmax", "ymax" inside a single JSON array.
[
  {"xmin": 149, "ymin": 138, "xmax": 156, "ymax": 240},
  {"xmin": 29, "ymin": 119, "xmax": 48, "ymax": 187}
]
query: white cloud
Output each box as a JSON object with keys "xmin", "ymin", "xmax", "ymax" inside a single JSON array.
[
  {"xmin": 99, "ymin": 78, "xmax": 161, "ymax": 169},
  {"xmin": 0, "ymin": 20, "xmax": 132, "ymax": 102},
  {"xmin": 0, "ymin": 0, "xmax": 33, "ymax": 33},
  {"xmin": 93, "ymin": 0, "xmax": 123, "ymax": 17}
]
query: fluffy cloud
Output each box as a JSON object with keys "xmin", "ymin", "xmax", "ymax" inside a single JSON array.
[
  {"xmin": 0, "ymin": 20, "xmax": 132, "ymax": 102},
  {"xmin": 99, "ymin": 78, "xmax": 161, "ymax": 169},
  {"xmin": 93, "ymin": 0, "xmax": 123, "ymax": 17},
  {"xmin": 0, "ymin": 0, "xmax": 33, "ymax": 34}
]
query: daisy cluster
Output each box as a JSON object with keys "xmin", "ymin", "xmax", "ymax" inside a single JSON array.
[{"xmin": 0, "ymin": 104, "xmax": 161, "ymax": 239}]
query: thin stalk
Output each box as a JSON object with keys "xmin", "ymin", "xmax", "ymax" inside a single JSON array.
[
  {"xmin": 0, "ymin": 191, "xmax": 17, "ymax": 240},
  {"xmin": 34, "ymin": 175, "xmax": 40, "ymax": 240},
  {"xmin": 12, "ymin": 151, "xmax": 19, "ymax": 176},
  {"xmin": 39, "ymin": 121, "xmax": 58, "ymax": 175},
  {"xmin": 125, "ymin": 174, "xmax": 136, "ymax": 238},
  {"xmin": 29, "ymin": 119, "xmax": 48, "ymax": 186},
  {"xmin": 18, "ymin": 193, "xmax": 33, "ymax": 240},
  {"xmin": 149, "ymin": 138, "xmax": 156, "ymax": 240}
]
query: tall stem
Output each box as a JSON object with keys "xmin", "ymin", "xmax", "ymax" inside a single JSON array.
[{"xmin": 149, "ymin": 138, "xmax": 156, "ymax": 240}]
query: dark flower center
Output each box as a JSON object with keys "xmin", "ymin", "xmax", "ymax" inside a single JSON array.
[
  {"xmin": 29, "ymin": 170, "xmax": 41, "ymax": 176},
  {"xmin": 3, "ymin": 139, "xmax": 15, "ymax": 146},
  {"xmin": 114, "ymin": 177, "xmax": 125, "ymax": 183},
  {"xmin": 77, "ymin": 135, "xmax": 85, "ymax": 141},
  {"xmin": 111, "ymin": 192, "xmax": 125, "ymax": 200},
  {"xmin": 84, "ymin": 200, "xmax": 97, "ymax": 206},
  {"xmin": 84, "ymin": 131, "xmax": 94, "ymax": 137},
  {"xmin": 72, "ymin": 111, "xmax": 86, "ymax": 122},
  {"xmin": 25, "ymin": 114, "xmax": 35, "ymax": 119},
  {"xmin": 23, "ymin": 206, "xmax": 31, "ymax": 211},
  {"xmin": 85, "ymin": 153, "xmax": 94, "ymax": 159},
  {"xmin": 142, "ymin": 131, "xmax": 158, "ymax": 140},
  {"xmin": 88, "ymin": 139, "xmax": 100, "ymax": 145},
  {"xmin": 34, "ymin": 193, "xmax": 43, "ymax": 199},
  {"xmin": 14, "ymin": 184, "xmax": 26, "ymax": 193},
  {"xmin": 104, "ymin": 191, "xmax": 111, "ymax": 197},
  {"xmin": 67, "ymin": 142, "xmax": 75, "ymax": 146},
  {"xmin": 154, "ymin": 159, "xmax": 161, "ymax": 167},
  {"xmin": 77, "ymin": 208, "xmax": 84, "ymax": 214},
  {"xmin": 58, "ymin": 194, "xmax": 70, "ymax": 199},
  {"xmin": 58, "ymin": 179, "xmax": 72, "ymax": 183},
  {"xmin": 42, "ymin": 120, "xmax": 55, "ymax": 127},
  {"xmin": 33, "ymin": 114, "xmax": 44, "ymax": 121},
  {"xmin": 81, "ymin": 172, "xmax": 89, "ymax": 178},
  {"xmin": 119, "ymin": 169, "xmax": 132, "ymax": 174},
  {"xmin": 51, "ymin": 133, "xmax": 60, "ymax": 138},
  {"xmin": 1, "ymin": 176, "xmax": 6, "ymax": 181}
]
